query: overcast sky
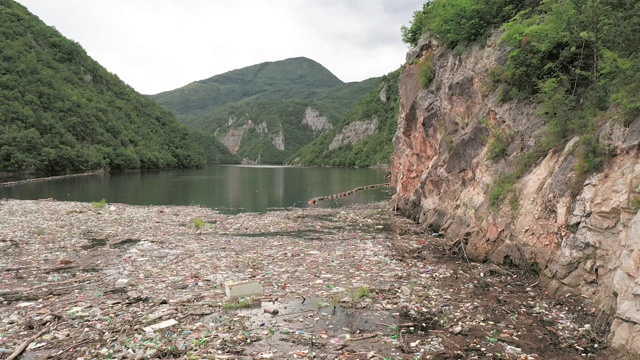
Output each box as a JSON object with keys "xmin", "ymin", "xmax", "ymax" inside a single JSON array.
[{"xmin": 16, "ymin": 0, "xmax": 424, "ymax": 95}]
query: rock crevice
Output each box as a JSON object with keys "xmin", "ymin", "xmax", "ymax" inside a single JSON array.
[{"xmin": 392, "ymin": 33, "xmax": 640, "ymax": 354}]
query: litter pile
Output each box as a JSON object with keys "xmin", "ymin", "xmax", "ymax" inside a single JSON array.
[{"xmin": 0, "ymin": 199, "xmax": 621, "ymax": 359}]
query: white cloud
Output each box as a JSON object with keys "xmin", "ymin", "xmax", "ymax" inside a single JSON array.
[{"xmin": 16, "ymin": 0, "xmax": 424, "ymax": 94}]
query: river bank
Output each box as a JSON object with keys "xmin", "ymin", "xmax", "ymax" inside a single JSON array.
[{"xmin": 0, "ymin": 199, "xmax": 624, "ymax": 359}]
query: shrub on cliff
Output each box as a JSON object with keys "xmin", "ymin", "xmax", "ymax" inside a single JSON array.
[
  {"xmin": 401, "ymin": 0, "xmax": 535, "ymax": 48},
  {"xmin": 419, "ymin": 58, "xmax": 435, "ymax": 89},
  {"xmin": 496, "ymin": 0, "xmax": 636, "ymax": 185}
]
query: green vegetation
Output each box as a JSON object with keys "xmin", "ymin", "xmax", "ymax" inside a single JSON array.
[
  {"xmin": 91, "ymin": 199, "xmax": 107, "ymax": 210},
  {"xmin": 481, "ymin": 118, "xmax": 511, "ymax": 162},
  {"xmin": 229, "ymin": 99, "xmax": 317, "ymax": 164},
  {"xmin": 191, "ymin": 218, "xmax": 205, "ymax": 230},
  {"xmin": 418, "ymin": 58, "xmax": 435, "ymax": 88},
  {"xmin": 488, "ymin": 172, "xmax": 518, "ymax": 208},
  {"xmin": 352, "ymin": 286, "xmax": 371, "ymax": 300},
  {"xmin": 151, "ymin": 57, "xmax": 380, "ymax": 164},
  {"xmin": 221, "ymin": 298, "xmax": 256, "ymax": 311},
  {"xmin": 487, "ymin": 146, "xmax": 549, "ymax": 208},
  {"xmin": 289, "ymin": 68, "xmax": 401, "ymax": 167},
  {"xmin": 489, "ymin": 0, "xmax": 635, "ymax": 205},
  {"xmin": 631, "ymin": 198, "xmax": 640, "ymax": 213},
  {"xmin": 189, "ymin": 130, "xmax": 239, "ymax": 165},
  {"xmin": 405, "ymin": 1, "xmax": 638, "ymax": 207},
  {"xmin": 401, "ymin": 0, "xmax": 536, "ymax": 48},
  {"xmin": 152, "ymin": 57, "xmax": 344, "ymax": 119},
  {"xmin": 328, "ymin": 295, "xmax": 341, "ymax": 310},
  {"xmin": 0, "ymin": 1, "xmax": 223, "ymax": 173},
  {"xmin": 496, "ymin": 0, "xmax": 639, "ymax": 140}
]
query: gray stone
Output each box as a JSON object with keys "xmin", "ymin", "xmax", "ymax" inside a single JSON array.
[
  {"xmin": 622, "ymin": 117, "xmax": 640, "ymax": 151},
  {"xmin": 116, "ymin": 278, "xmax": 130, "ymax": 289},
  {"xmin": 302, "ymin": 107, "xmax": 332, "ymax": 134},
  {"xmin": 616, "ymin": 301, "xmax": 640, "ymax": 324},
  {"xmin": 270, "ymin": 127, "xmax": 285, "ymax": 151},
  {"xmin": 379, "ymin": 85, "xmax": 388, "ymax": 103},
  {"xmin": 405, "ymin": 34, "xmax": 436, "ymax": 63},
  {"xmin": 329, "ymin": 118, "xmax": 379, "ymax": 150}
]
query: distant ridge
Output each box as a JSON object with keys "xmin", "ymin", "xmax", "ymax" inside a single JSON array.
[
  {"xmin": 151, "ymin": 57, "xmax": 380, "ymax": 164},
  {"xmin": 151, "ymin": 57, "xmax": 343, "ymax": 118}
]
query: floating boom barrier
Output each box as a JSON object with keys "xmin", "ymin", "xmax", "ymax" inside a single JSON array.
[{"xmin": 307, "ymin": 183, "xmax": 390, "ymax": 205}]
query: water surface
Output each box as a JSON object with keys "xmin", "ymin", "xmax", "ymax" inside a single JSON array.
[{"xmin": 0, "ymin": 165, "xmax": 389, "ymax": 213}]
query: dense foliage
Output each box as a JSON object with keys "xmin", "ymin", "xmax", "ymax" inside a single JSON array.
[
  {"xmin": 0, "ymin": 1, "xmax": 222, "ymax": 173},
  {"xmin": 401, "ymin": 0, "xmax": 538, "ymax": 48},
  {"xmin": 499, "ymin": 0, "xmax": 640, "ymax": 120},
  {"xmin": 289, "ymin": 68, "xmax": 401, "ymax": 167},
  {"xmin": 151, "ymin": 57, "xmax": 380, "ymax": 164},
  {"xmin": 151, "ymin": 57, "xmax": 344, "ymax": 120},
  {"xmin": 486, "ymin": 0, "xmax": 639, "ymax": 204},
  {"xmin": 190, "ymin": 131, "xmax": 239, "ymax": 165},
  {"xmin": 404, "ymin": 0, "xmax": 640, "ymax": 205}
]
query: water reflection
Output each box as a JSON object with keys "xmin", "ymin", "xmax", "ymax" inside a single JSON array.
[{"xmin": 0, "ymin": 165, "xmax": 389, "ymax": 213}]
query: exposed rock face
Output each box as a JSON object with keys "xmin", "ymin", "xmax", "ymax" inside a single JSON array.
[
  {"xmin": 256, "ymin": 121, "xmax": 268, "ymax": 136},
  {"xmin": 392, "ymin": 33, "xmax": 640, "ymax": 354},
  {"xmin": 379, "ymin": 85, "xmax": 388, "ymax": 103},
  {"xmin": 270, "ymin": 125, "xmax": 285, "ymax": 151},
  {"xmin": 222, "ymin": 120, "xmax": 255, "ymax": 154},
  {"xmin": 329, "ymin": 117, "xmax": 379, "ymax": 150},
  {"xmin": 302, "ymin": 107, "xmax": 333, "ymax": 134},
  {"xmin": 222, "ymin": 120, "xmax": 284, "ymax": 153}
]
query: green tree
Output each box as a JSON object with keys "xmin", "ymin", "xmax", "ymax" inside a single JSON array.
[{"xmin": 0, "ymin": 0, "xmax": 213, "ymax": 173}]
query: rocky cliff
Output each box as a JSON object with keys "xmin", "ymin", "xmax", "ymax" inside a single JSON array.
[
  {"xmin": 328, "ymin": 117, "xmax": 379, "ymax": 150},
  {"xmin": 392, "ymin": 33, "xmax": 640, "ymax": 353}
]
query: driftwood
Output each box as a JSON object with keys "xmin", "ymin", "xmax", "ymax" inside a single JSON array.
[
  {"xmin": 6, "ymin": 325, "xmax": 51, "ymax": 360},
  {"xmin": 308, "ymin": 183, "xmax": 390, "ymax": 205},
  {"xmin": 348, "ymin": 333, "xmax": 378, "ymax": 342}
]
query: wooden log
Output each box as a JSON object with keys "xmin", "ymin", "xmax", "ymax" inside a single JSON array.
[
  {"xmin": 348, "ymin": 333, "xmax": 378, "ymax": 341},
  {"xmin": 6, "ymin": 325, "xmax": 50, "ymax": 360}
]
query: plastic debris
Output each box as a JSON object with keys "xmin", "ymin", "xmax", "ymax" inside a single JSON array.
[
  {"xmin": 225, "ymin": 280, "xmax": 263, "ymax": 298},
  {"xmin": 143, "ymin": 319, "xmax": 178, "ymax": 333},
  {"xmin": 0, "ymin": 199, "xmax": 613, "ymax": 359}
]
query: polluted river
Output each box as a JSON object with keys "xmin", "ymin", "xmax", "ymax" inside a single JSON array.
[{"xmin": 0, "ymin": 199, "xmax": 622, "ymax": 359}]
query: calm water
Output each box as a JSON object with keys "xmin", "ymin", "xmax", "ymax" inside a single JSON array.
[{"xmin": 0, "ymin": 165, "xmax": 389, "ymax": 213}]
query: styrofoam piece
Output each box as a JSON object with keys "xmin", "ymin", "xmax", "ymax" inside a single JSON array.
[{"xmin": 225, "ymin": 280, "xmax": 263, "ymax": 299}]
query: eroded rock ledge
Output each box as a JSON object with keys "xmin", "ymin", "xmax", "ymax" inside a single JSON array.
[{"xmin": 392, "ymin": 33, "xmax": 640, "ymax": 353}]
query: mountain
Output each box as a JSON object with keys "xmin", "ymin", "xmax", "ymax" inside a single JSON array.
[
  {"xmin": 288, "ymin": 68, "xmax": 401, "ymax": 167},
  {"xmin": 0, "ymin": 0, "xmax": 235, "ymax": 174},
  {"xmin": 150, "ymin": 57, "xmax": 380, "ymax": 164}
]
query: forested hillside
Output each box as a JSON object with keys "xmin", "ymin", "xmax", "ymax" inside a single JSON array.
[
  {"xmin": 289, "ymin": 68, "xmax": 401, "ymax": 167},
  {"xmin": 151, "ymin": 57, "xmax": 344, "ymax": 123},
  {"xmin": 151, "ymin": 57, "xmax": 380, "ymax": 164},
  {"xmin": 0, "ymin": 0, "xmax": 236, "ymax": 173}
]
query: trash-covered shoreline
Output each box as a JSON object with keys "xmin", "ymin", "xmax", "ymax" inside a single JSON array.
[{"xmin": 0, "ymin": 199, "xmax": 621, "ymax": 359}]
